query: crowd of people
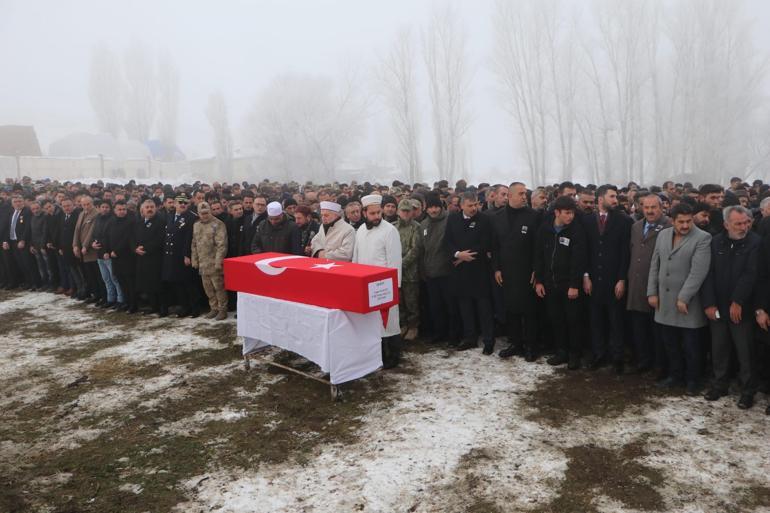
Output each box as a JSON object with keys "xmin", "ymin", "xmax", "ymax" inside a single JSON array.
[{"xmin": 2, "ymin": 175, "xmax": 770, "ymax": 414}]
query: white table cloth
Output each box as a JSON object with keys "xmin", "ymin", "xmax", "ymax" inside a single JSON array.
[{"xmin": 237, "ymin": 292, "xmax": 383, "ymax": 384}]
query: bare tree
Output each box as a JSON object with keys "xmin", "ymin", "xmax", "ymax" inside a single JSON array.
[
  {"xmin": 246, "ymin": 71, "xmax": 369, "ymax": 182},
  {"xmin": 423, "ymin": 4, "xmax": 472, "ymax": 182},
  {"xmin": 156, "ymin": 50, "xmax": 180, "ymax": 160},
  {"xmin": 378, "ymin": 27, "xmax": 421, "ymax": 184},
  {"xmin": 206, "ymin": 91, "xmax": 233, "ymax": 179},
  {"xmin": 88, "ymin": 43, "xmax": 123, "ymax": 138},
  {"xmin": 123, "ymin": 42, "xmax": 156, "ymax": 143}
]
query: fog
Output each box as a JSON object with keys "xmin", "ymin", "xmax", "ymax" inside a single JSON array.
[{"xmin": 2, "ymin": 0, "xmax": 770, "ymax": 186}]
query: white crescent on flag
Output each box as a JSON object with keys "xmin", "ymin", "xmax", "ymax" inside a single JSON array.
[{"xmin": 253, "ymin": 255, "xmax": 306, "ymax": 276}]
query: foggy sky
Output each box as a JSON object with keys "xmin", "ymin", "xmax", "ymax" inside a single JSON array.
[{"xmin": 1, "ymin": 0, "xmax": 770, "ymax": 183}]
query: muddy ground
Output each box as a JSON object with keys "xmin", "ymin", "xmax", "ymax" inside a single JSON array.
[{"xmin": 1, "ymin": 290, "xmax": 769, "ymax": 513}]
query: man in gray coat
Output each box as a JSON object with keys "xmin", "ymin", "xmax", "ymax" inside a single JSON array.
[
  {"xmin": 647, "ymin": 203, "xmax": 712, "ymax": 395},
  {"xmin": 627, "ymin": 193, "xmax": 671, "ymax": 377}
]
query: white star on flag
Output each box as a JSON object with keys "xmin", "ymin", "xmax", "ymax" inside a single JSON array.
[{"xmin": 311, "ymin": 262, "xmax": 342, "ymax": 270}]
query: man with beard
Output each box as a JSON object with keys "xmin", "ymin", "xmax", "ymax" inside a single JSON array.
[
  {"xmin": 648, "ymin": 203, "xmax": 711, "ymax": 396},
  {"xmin": 699, "ymin": 184, "xmax": 725, "ymax": 236},
  {"xmin": 353, "ymin": 194, "xmax": 403, "ymax": 368},
  {"xmin": 692, "ymin": 202, "xmax": 712, "ymax": 232},
  {"xmin": 445, "ymin": 191, "xmax": 495, "ymax": 354},
  {"xmin": 582, "ymin": 185, "xmax": 633, "ymax": 373},
  {"xmin": 28, "ymin": 201, "xmax": 50, "ymax": 290},
  {"xmin": 135, "ymin": 199, "xmax": 166, "ymax": 316},
  {"xmin": 162, "ymin": 194, "xmax": 200, "ymax": 318},
  {"xmin": 627, "ymin": 193, "xmax": 671, "ymax": 376},
  {"xmin": 310, "ymin": 201, "xmax": 355, "ymax": 261},
  {"xmin": 240, "ymin": 192, "xmax": 267, "ymax": 256},
  {"xmin": 420, "ymin": 193, "xmax": 460, "ymax": 346},
  {"xmin": 250, "ymin": 202, "xmax": 302, "ymax": 255},
  {"xmin": 103, "ymin": 200, "xmax": 136, "ymax": 312},
  {"xmin": 702, "ymin": 205, "xmax": 760, "ymax": 409},
  {"xmin": 295, "ymin": 205, "xmax": 320, "ymax": 256},
  {"xmin": 578, "ymin": 191, "xmax": 596, "ymax": 215},
  {"xmin": 491, "ymin": 182, "xmax": 542, "ymax": 361}
]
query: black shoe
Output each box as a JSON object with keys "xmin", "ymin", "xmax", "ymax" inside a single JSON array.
[
  {"xmin": 141, "ymin": 308, "xmax": 158, "ymax": 316},
  {"xmin": 84, "ymin": 296, "xmax": 97, "ymax": 304},
  {"xmin": 189, "ymin": 311, "xmax": 200, "ymax": 319},
  {"xmin": 686, "ymin": 382, "xmax": 702, "ymax": 396},
  {"xmin": 127, "ymin": 307, "xmax": 138, "ymax": 314},
  {"xmin": 100, "ymin": 301, "xmax": 114, "ymax": 309},
  {"xmin": 737, "ymin": 394, "xmax": 754, "ymax": 410},
  {"xmin": 175, "ymin": 310, "xmax": 190, "ymax": 318},
  {"xmin": 482, "ymin": 341, "xmax": 494, "ymax": 355},
  {"xmin": 765, "ymin": 404, "xmax": 770, "ymax": 415},
  {"xmin": 498, "ymin": 343, "xmax": 521, "ymax": 358},
  {"xmin": 587, "ymin": 357, "xmax": 605, "ymax": 371},
  {"xmin": 159, "ymin": 309, "xmax": 169, "ymax": 318},
  {"xmin": 613, "ymin": 361, "xmax": 624, "ymax": 376},
  {"xmin": 567, "ymin": 356, "xmax": 581, "ymax": 370},
  {"xmin": 547, "ymin": 354, "xmax": 568, "ymax": 366},
  {"xmin": 656, "ymin": 377, "xmax": 684, "ymax": 389},
  {"xmin": 704, "ymin": 388, "xmax": 727, "ymax": 401},
  {"xmin": 524, "ymin": 349, "xmax": 537, "ymax": 363},
  {"xmin": 455, "ymin": 339, "xmax": 477, "ymax": 351},
  {"xmin": 447, "ymin": 339, "xmax": 459, "ymax": 348}
]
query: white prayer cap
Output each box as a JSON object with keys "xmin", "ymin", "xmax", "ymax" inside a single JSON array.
[
  {"xmin": 320, "ymin": 201, "xmax": 342, "ymax": 213},
  {"xmin": 267, "ymin": 201, "xmax": 283, "ymax": 217},
  {"xmin": 361, "ymin": 194, "xmax": 382, "ymax": 208}
]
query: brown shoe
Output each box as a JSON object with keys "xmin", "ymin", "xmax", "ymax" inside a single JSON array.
[
  {"xmin": 404, "ymin": 327, "xmax": 418, "ymax": 341},
  {"xmin": 64, "ymin": 288, "xmax": 74, "ymax": 296},
  {"xmin": 55, "ymin": 287, "xmax": 65, "ymax": 294},
  {"xmin": 215, "ymin": 311, "xmax": 228, "ymax": 321},
  {"xmin": 204, "ymin": 310, "xmax": 218, "ymax": 319}
]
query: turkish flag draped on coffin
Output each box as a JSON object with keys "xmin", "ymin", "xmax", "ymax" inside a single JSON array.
[{"xmin": 223, "ymin": 253, "xmax": 400, "ymax": 317}]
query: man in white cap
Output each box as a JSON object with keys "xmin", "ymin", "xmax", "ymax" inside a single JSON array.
[
  {"xmin": 353, "ymin": 194, "xmax": 403, "ymax": 368},
  {"xmin": 250, "ymin": 201, "xmax": 302, "ymax": 255},
  {"xmin": 310, "ymin": 201, "xmax": 355, "ymax": 261}
]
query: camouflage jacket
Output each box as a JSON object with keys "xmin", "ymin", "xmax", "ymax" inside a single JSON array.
[
  {"xmin": 191, "ymin": 216, "xmax": 227, "ymax": 275},
  {"xmin": 393, "ymin": 217, "xmax": 421, "ymax": 282}
]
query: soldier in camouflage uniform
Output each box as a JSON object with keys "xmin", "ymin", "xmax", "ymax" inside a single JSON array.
[
  {"xmin": 394, "ymin": 199, "xmax": 422, "ymax": 340},
  {"xmin": 191, "ymin": 202, "xmax": 229, "ymax": 321}
]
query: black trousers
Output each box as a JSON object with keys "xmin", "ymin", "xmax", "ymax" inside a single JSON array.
[
  {"xmin": 82, "ymin": 261, "xmax": 103, "ymax": 299},
  {"xmin": 457, "ymin": 295, "xmax": 494, "ymax": 343},
  {"xmin": 590, "ymin": 298, "xmax": 626, "ymax": 363},
  {"xmin": 115, "ymin": 271, "xmax": 137, "ymax": 309},
  {"xmin": 12, "ymin": 242, "xmax": 37, "ymax": 287},
  {"xmin": 630, "ymin": 310, "xmax": 665, "ymax": 371},
  {"xmin": 164, "ymin": 280, "xmax": 202, "ymax": 315},
  {"xmin": 545, "ymin": 284, "xmax": 582, "ymax": 358},
  {"xmin": 425, "ymin": 276, "xmax": 460, "ymax": 343},
  {"xmin": 1, "ymin": 246, "xmax": 19, "ymax": 287},
  {"xmin": 505, "ymin": 302, "xmax": 538, "ymax": 352},
  {"xmin": 382, "ymin": 335, "xmax": 402, "ymax": 369}
]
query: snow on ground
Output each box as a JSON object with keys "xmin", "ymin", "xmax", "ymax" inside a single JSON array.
[{"xmin": 2, "ymin": 290, "xmax": 770, "ymax": 512}]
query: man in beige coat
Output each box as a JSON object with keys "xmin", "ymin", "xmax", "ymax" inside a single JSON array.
[
  {"xmin": 311, "ymin": 201, "xmax": 355, "ymax": 261},
  {"xmin": 72, "ymin": 195, "xmax": 101, "ymax": 303},
  {"xmin": 191, "ymin": 202, "xmax": 229, "ymax": 320}
]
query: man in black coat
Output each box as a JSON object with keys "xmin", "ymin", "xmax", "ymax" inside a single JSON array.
[
  {"xmin": 57, "ymin": 197, "xmax": 85, "ymax": 297},
  {"xmin": 534, "ymin": 196, "xmax": 587, "ymax": 369},
  {"xmin": 491, "ymin": 182, "xmax": 542, "ymax": 361},
  {"xmin": 444, "ymin": 191, "xmax": 495, "ymax": 354},
  {"xmin": 250, "ymin": 202, "xmax": 302, "ymax": 255},
  {"xmin": 161, "ymin": 194, "xmax": 200, "ymax": 317},
  {"xmin": 701, "ymin": 205, "xmax": 761, "ymax": 409},
  {"xmin": 581, "ymin": 184, "xmax": 633, "ymax": 373},
  {"xmin": 135, "ymin": 198, "xmax": 166, "ymax": 316},
  {"xmin": 104, "ymin": 200, "xmax": 137, "ymax": 312},
  {"xmin": 240, "ymin": 193, "xmax": 267, "ymax": 256}
]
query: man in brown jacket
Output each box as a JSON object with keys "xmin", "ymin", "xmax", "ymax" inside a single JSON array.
[
  {"xmin": 627, "ymin": 193, "xmax": 671, "ymax": 376},
  {"xmin": 72, "ymin": 196, "xmax": 102, "ymax": 303}
]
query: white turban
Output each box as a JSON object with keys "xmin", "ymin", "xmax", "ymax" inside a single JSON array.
[
  {"xmin": 319, "ymin": 201, "xmax": 342, "ymax": 213},
  {"xmin": 267, "ymin": 201, "xmax": 283, "ymax": 217},
  {"xmin": 361, "ymin": 194, "xmax": 382, "ymax": 208}
]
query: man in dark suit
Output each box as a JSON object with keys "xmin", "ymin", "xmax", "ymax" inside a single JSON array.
[
  {"xmin": 582, "ymin": 184, "xmax": 633, "ymax": 373},
  {"xmin": 0, "ymin": 194, "xmax": 15, "ymax": 289},
  {"xmin": 240, "ymin": 193, "xmax": 267, "ymax": 255},
  {"xmin": 135, "ymin": 198, "xmax": 166, "ymax": 316},
  {"xmin": 162, "ymin": 194, "xmax": 200, "ymax": 317},
  {"xmin": 444, "ymin": 191, "xmax": 495, "ymax": 354},
  {"xmin": 57, "ymin": 197, "xmax": 84, "ymax": 297},
  {"xmin": 491, "ymin": 182, "xmax": 542, "ymax": 361},
  {"xmin": 3, "ymin": 194, "xmax": 36, "ymax": 289}
]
